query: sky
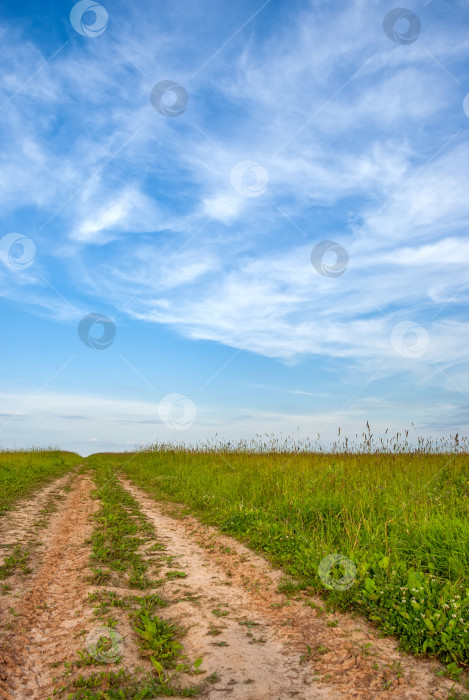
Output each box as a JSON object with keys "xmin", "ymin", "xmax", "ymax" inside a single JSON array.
[{"xmin": 0, "ymin": 0, "xmax": 468, "ymax": 456}]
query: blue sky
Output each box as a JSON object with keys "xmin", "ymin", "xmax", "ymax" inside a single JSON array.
[{"xmin": 0, "ymin": 0, "xmax": 468, "ymax": 455}]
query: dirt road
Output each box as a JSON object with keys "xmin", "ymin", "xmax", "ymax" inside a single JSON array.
[{"xmin": 0, "ymin": 471, "xmax": 458, "ymax": 699}]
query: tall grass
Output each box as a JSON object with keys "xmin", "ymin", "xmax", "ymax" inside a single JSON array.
[
  {"xmin": 89, "ymin": 430, "xmax": 469, "ymax": 665},
  {"xmin": 0, "ymin": 449, "xmax": 80, "ymax": 514}
]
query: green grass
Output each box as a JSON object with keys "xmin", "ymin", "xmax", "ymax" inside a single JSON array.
[
  {"xmin": 0, "ymin": 449, "xmax": 80, "ymax": 514},
  {"xmin": 85, "ymin": 434, "xmax": 469, "ymax": 667},
  {"xmin": 0, "ymin": 544, "xmax": 32, "ymax": 580}
]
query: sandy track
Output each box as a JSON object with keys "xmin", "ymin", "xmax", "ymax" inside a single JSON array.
[
  {"xmin": 121, "ymin": 479, "xmax": 457, "ymax": 700},
  {"xmin": 0, "ymin": 472, "xmax": 74, "ymax": 567},
  {"xmin": 1, "ymin": 474, "xmax": 98, "ymax": 700},
  {"xmin": 122, "ymin": 478, "xmax": 320, "ymax": 700}
]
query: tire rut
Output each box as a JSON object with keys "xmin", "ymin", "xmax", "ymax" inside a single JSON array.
[
  {"xmin": 2, "ymin": 474, "xmax": 98, "ymax": 700},
  {"xmin": 0, "ymin": 472, "xmax": 75, "ymax": 567}
]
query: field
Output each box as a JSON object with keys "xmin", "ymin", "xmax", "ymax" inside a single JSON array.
[
  {"xmin": 0, "ymin": 443, "xmax": 468, "ymax": 699},
  {"xmin": 0, "ymin": 449, "xmax": 81, "ymax": 515}
]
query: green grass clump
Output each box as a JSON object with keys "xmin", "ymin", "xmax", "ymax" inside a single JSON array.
[
  {"xmin": 0, "ymin": 449, "xmax": 80, "ymax": 514},
  {"xmin": 85, "ymin": 432, "xmax": 469, "ymax": 666},
  {"xmin": 87, "ymin": 459, "xmax": 156, "ymax": 588},
  {"xmin": 0, "ymin": 544, "xmax": 31, "ymax": 579}
]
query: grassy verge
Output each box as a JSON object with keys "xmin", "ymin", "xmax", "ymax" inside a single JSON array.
[
  {"xmin": 0, "ymin": 449, "xmax": 80, "ymax": 514},
  {"xmin": 86, "ymin": 441, "xmax": 469, "ymax": 669}
]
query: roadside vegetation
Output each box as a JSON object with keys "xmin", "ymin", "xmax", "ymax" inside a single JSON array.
[
  {"xmin": 88, "ymin": 431, "xmax": 469, "ymax": 670},
  {"xmin": 0, "ymin": 448, "xmax": 80, "ymax": 514}
]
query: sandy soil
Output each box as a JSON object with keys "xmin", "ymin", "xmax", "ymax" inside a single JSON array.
[
  {"xmin": 0, "ymin": 471, "xmax": 461, "ymax": 700},
  {"xmin": 0, "ymin": 474, "xmax": 99, "ymax": 699},
  {"xmin": 0, "ymin": 472, "xmax": 74, "ymax": 567}
]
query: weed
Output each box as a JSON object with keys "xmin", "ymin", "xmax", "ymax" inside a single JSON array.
[
  {"xmin": 0, "ymin": 545, "xmax": 31, "ymax": 580},
  {"xmin": 237, "ymin": 618, "xmax": 260, "ymax": 628},
  {"xmin": 165, "ymin": 571, "xmax": 187, "ymax": 580},
  {"xmin": 436, "ymin": 662, "xmax": 464, "ymax": 682},
  {"xmin": 134, "ymin": 609, "xmax": 183, "ymax": 667},
  {"xmin": 88, "ymin": 568, "xmax": 112, "ymax": 585},
  {"xmin": 206, "ymin": 671, "xmax": 220, "ymax": 684},
  {"xmin": 277, "ymin": 578, "xmax": 307, "ymax": 595}
]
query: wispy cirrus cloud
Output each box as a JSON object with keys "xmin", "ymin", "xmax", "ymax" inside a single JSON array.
[{"xmin": 0, "ymin": 0, "xmax": 468, "ymax": 450}]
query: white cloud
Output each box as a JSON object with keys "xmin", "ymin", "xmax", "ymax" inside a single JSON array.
[
  {"xmin": 202, "ymin": 194, "xmax": 243, "ymax": 223},
  {"xmin": 0, "ymin": 0, "xmax": 468, "ymax": 384}
]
